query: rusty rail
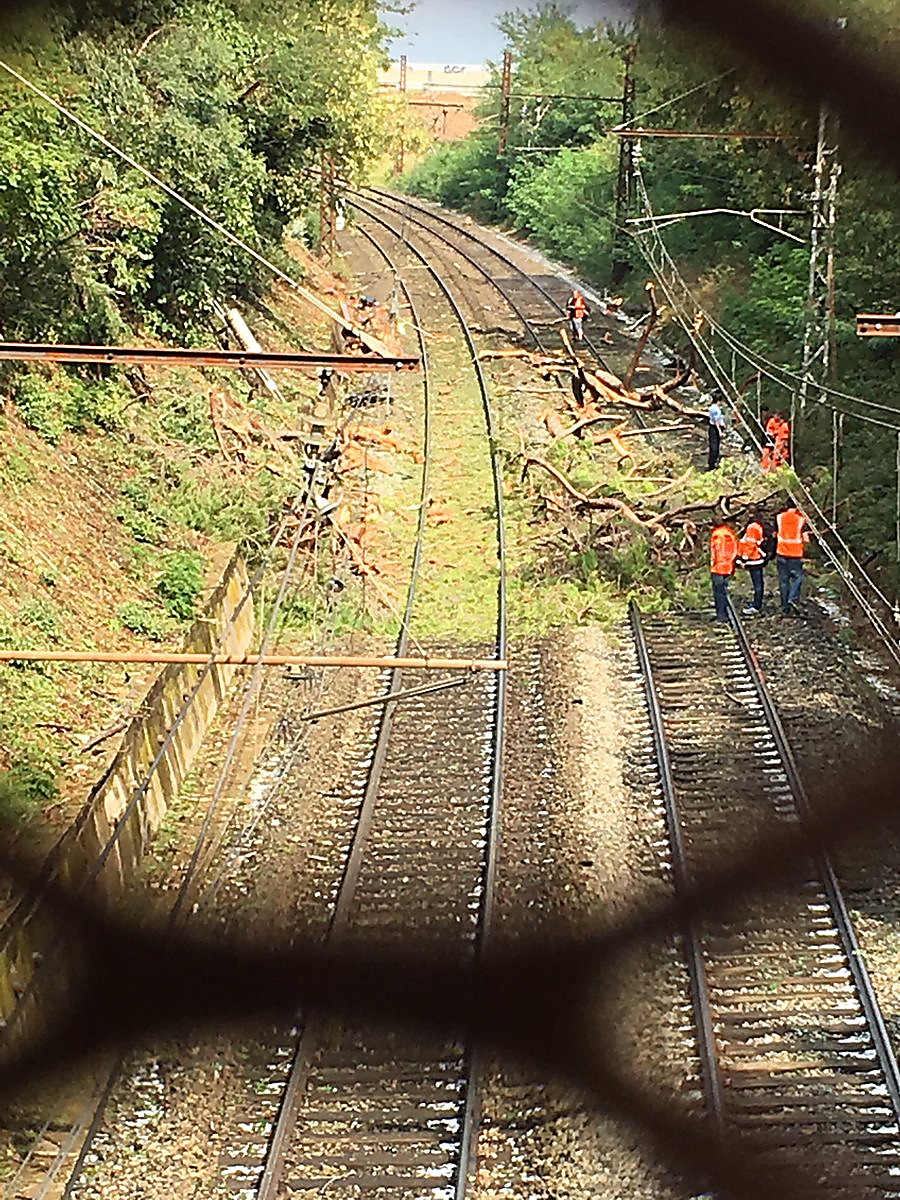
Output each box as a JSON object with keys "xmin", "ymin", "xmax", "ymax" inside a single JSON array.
[{"xmin": 0, "ymin": 343, "xmax": 418, "ymax": 372}]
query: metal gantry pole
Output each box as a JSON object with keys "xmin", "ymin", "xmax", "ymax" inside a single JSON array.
[
  {"xmin": 611, "ymin": 43, "xmax": 637, "ymax": 287},
  {"xmin": 498, "ymin": 49, "xmax": 512, "ymax": 154},
  {"xmin": 395, "ymin": 54, "xmax": 408, "ymax": 177}
]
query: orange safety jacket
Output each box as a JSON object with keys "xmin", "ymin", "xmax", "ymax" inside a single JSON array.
[
  {"xmin": 710, "ymin": 524, "xmax": 739, "ymax": 575},
  {"xmin": 569, "ymin": 293, "xmax": 588, "ymax": 317},
  {"xmin": 739, "ymin": 520, "xmax": 765, "ymax": 563},
  {"xmin": 776, "ymin": 508, "xmax": 808, "ymax": 557}
]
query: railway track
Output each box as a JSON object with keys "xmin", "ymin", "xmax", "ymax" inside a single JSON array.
[
  {"xmin": 352, "ymin": 190, "xmax": 674, "ymax": 454},
  {"xmin": 353, "ymin": 188, "xmax": 626, "ymax": 371},
  {"xmin": 630, "ymin": 601, "xmax": 900, "ymax": 1195},
  {"xmin": 212, "ymin": 211, "xmax": 509, "ymax": 1199}
]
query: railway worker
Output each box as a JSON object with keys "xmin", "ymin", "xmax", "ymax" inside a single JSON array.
[
  {"xmin": 772, "ymin": 416, "xmax": 791, "ymax": 468},
  {"xmin": 737, "ymin": 511, "xmax": 772, "ymax": 615},
  {"xmin": 761, "ymin": 411, "xmax": 782, "ymax": 471},
  {"xmin": 709, "ymin": 519, "xmax": 740, "ymax": 623},
  {"xmin": 566, "ymin": 289, "xmax": 590, "ymax": 342},
  {"xmin": 707, "ymin": 394, "xmax": 726, "ymax": 471},
  {"xmin": 775, "ymin": 502, "xmax": 809, "ymax": 617}
]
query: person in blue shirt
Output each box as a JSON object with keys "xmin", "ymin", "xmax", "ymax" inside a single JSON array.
[{"xmin": 707, "ymin": 396, "xmax": 726, "ymax": 470}]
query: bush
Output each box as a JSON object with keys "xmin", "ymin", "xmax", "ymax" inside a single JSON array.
[
  {"xmin": 11, "ymin": 374, "xmax": 67, "ymax": 443},
  {"xmin": 117, "ymin": 601, "xmax": 174, "ymax": 641},
  {"xmin": 155, "ymin": 550, "xmax": 205, "ymax": 620},
  {"xmin": 12, "ymin": 370, "xmax": 130, "ymax": 443},
  {"xmin": 19, "ymin": 598, "xmax": 63, "ymax": 642},
  {"xmin": 0, "ymin": 758, "xmax": 58, "ymax": 826},
  {"xmin": 505, "ymin": 144, "xmax": 617, "ymax": 281},
  {"xmin": 405, "ymin": 136, "xmax": 508, "ymax": 223}
]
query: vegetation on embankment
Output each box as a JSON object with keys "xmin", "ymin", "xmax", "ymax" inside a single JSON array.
[
  {"xmin": 403, "ymin": 2, "xmax": 900, "ymax": 595},
  {"xmin": 0, "ymin": 0, "xmax": 396, "ymax": 830}
]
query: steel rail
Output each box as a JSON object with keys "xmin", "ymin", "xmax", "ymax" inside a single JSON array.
[
  {"xmin": 0, "ymin": 343, "xmax": 418, "ymax": 372},
  {"xmin": 254, "ymin": 222, "xmax": 436, "ymax": 1200},
  {"xmin": 252, "ymin": 206, "xmax": 508, "ymax": 1200},
  {"xmin": 0, "ymin": 649, "xmax": 506, "ymax": 669},
  {"xmin": 350, "ymin": 195, "xmax": 550, "ymax": 354},
  {"xmin": 358, "ymin": 190, "xmax": 663, "ymax": 448},
  {"xmin": 728, "ymin": 599, "xmax": 900, "ymax": 1118},
  {"xmin": 628, "ymin": 600, "xmax": 728, "ymax": 1142},
  {"xmin": 357, "ymin": 202, "xmax": 509, "ymax": 1200},
  {"xmin": 632, "ymin": 596, "xmax": 900, "ymax": 1172},
  {"xmin": 363, "ymin": 186, "xmax": 618, "ymax": 374}
]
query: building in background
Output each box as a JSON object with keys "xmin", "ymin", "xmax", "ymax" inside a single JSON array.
[{"xmin": 379, "ymin": 60, "xmax": 490, "ymax": 142}]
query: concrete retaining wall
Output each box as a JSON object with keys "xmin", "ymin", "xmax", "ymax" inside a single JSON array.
[{"xmin": 0, "ymin": 545, "xmax": 255, "ymax": 1028}]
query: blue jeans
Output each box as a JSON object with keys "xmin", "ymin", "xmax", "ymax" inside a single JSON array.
[
  {"xmin": 747, "ymin": 564, "xmax": 765, "ymax": 610},
  {"xmin": 777, "ymin": 555, "xmax": 804, "ymax": 612},
  {"xmin": 711, "ymin": 572, "xmax": 731, "ymax": 621}
]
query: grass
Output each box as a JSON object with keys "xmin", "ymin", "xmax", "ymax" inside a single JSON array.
[{"xmin": 408, "ymin": 337, "xmax": 500, "ymax": 642}]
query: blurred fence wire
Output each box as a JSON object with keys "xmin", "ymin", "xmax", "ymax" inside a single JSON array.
[{"xmin": 1, "ymin": 3, "xmax": 900, "ymax": 1200}]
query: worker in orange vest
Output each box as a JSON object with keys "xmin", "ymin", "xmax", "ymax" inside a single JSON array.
[
  {"xmin": 761, "ymin": 412, "xmax": 782, "ymax": 471},
  {"xmin": 775, "ymin": 503, "xmax": 809, "ymax": 616},
  {"xmin": 566, "ymin": 289, "xmax": 590, "ymax": 342},
  {"xmin": 737, "ymin": 511, "xmax": 773, "ymax": 615},
  {"xmin": 772, "ymin": 417, "xmax": 791, "ymax": 467},
  {"xmin": 710, "ymin": 520, "xmax": 740, "ymax": 623}
]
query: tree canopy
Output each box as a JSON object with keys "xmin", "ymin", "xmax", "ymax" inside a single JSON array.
[
  {"xmin": 0, "ymin": 0, "xmax": 392, "ymax": 348},
  {"xmin": 405, "ymin": 0, "xmax": 900, "ymax": 592}
]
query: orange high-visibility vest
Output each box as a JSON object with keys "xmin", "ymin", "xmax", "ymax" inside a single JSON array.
[
  {"xmin": 776, "ymin": 508, "xmax": 807, "ymax": 557},
  {"xmin": 710, "ymin": 525, "xmax": 739, "ymax": 575},
  {"xmin": 570, "ymin": 293, "xmax": 588, "ymax": 317},
  {"xmin": 739, "ymin": 520, "xmax": 765, "ymax": 563}
]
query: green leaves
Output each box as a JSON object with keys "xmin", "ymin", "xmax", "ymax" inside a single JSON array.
[{"xmin": 0, "ymin": 0, "xmax": 393, "ymax": 352}]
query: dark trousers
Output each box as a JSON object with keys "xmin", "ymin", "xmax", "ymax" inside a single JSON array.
[
  {"xmin": 747, "ymin": 564, "xmax": 765, "ymax": 610},
  {"xmin": 711, "ymin": 572, "xmax": 731, "ymax": 621},
  {"xmin": 708, "ymin": 424, "xmax": 721, "ymax": 470},
  {"xmin": 777, "ymin": 555, "xmax": 804, "ymax": 612}
]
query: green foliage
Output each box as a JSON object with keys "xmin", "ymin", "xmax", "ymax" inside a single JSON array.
[
  {"xmin": 719, "ymin": 244, "xmax": 807, "ymax": 367},
  {"xmin": 117, "ymin": 600, "xmax": 174, "ymax": 640},
  {"xmin": 507, "ymin": 144, "xmax": 617, "ymax": 278},
  {"xmin": 155, "ymin": 549, "xmax": 205, "ymax": 620},
  {"xmin": 0, "ymin": 0, "xmax": 394, "ymax": 345},
  {"xmin": 405, "ymin": 136, "xmax": 507, "ymax": 223},
  {"xmin": 406, "ymin": 7, "xmax": 624, "ymax": 284},
  {"xmin": 12, "ymin": 370, "xmax": 131, "ymax": 443},
  {"xmin": 0, "ymin": 758, "xmax": 59, "ymax": 826},
  {"xmin": 166, "ymin": 473, "xmax": 289, "ymax": 547},
  {"xmin": 19, "ymin": 598, "xmax": 63, "ymax": 642}
]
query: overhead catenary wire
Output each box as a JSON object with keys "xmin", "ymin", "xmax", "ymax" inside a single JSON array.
[
  {"xmin": 631, "ymin": 185, "xmax": 900, "ymax": 619},
  {"xmin": 631, "ymin": 170, "xmax": 900, "ymax": 425},
  {"xmin": 610, "ymin": 69, "xmax": 736, "ymax": 131}
]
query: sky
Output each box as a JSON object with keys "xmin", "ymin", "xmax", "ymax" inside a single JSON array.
[{"xmin": 387, "ymin": 0, "xmax": 635, "ymax": 65}]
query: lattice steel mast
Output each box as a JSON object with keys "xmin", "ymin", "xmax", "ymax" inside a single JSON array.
[{"xmin": 799, "ymin": 103, "xmax": 840, "ymax": 413}]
